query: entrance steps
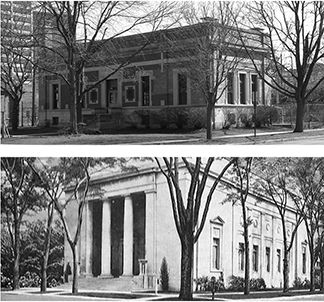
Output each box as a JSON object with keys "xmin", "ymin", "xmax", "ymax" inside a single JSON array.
[{"xmin": 58, "ymin": 276, "xmax": 133, "ymax": 292}]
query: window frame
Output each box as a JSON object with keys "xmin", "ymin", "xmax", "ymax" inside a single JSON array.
[
  {"xmin": 238, "ymin": 242, "xmax": 245, "ymax": 271},
  {"xmin": 88, "ymin": 86, "xmax": 100, "ymax": 105},
  {"xmin": 50, "ymin": 81, "xmax": 60, "ymax": 110},
  {"xmin": 252, "ymin": 245, "xmax": 259, "ymax": 272},
  {"xmin": 277, "ymin": 249, "xmax": 281, "ymax": 272},
  {"xmin": 266, "ymin": 247, "xmax": 271, "ymax": 272},
  {"xmin": 125, "ymin": 85, "xmax": 136, "ymax": 103},
  {"xmin": 210, "ymin": 218, "xmax": 224, "ymax": 272}
]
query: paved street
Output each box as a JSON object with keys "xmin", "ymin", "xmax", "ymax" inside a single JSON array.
[
  {"xmin": 1, "ymin": 128, "xmax": 324, "ymax": 145},
  {"xmin": 2, "ymin": 289, "xmax": 324, "ymax": 301}
]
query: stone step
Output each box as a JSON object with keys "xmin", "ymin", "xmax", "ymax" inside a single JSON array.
[{"xmin": 58, "ymin": 276, "xmax": 133, "ymax": 292}]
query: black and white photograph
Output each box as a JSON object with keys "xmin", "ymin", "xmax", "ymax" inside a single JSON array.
[
  {"xmin": 1, "ymin": 157, "xmax": 324, "ymax": 301},
  {"xmin": 1, "ymin": 1, "xmax": 323, "ymax": 144},
  {"xmin": 1, "ymin": 1, "xmax": 324, "ymax": 302}
]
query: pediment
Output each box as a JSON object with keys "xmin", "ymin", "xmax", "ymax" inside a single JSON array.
[{"xmin": 210, "ymin": 216, "xmax": 225, "ymax": 225}]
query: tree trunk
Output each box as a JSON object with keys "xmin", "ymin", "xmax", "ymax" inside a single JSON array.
[
  {"xmin": 310, "ymin": 251, "xmax": 315, "ymax": 292},
  {"xmin": 206, "ymin": 103, "xmax": 213, "ymax": 140},
  {"xmin": 320, "ymin": 256, "xmax": 324, "ymax": 292},
  {"xmin": 11, "ymin": 97, "xmax": 20, "ymax": 131},
  {"xmin": 179, "ymin": 236, "xmax": 194, "ymax": 300},
  {"xmin": 283, "ymin": 251, "xmax": 289, "ymax": 292},
  {"xmin": 293, "ymin": 98, "xmax": 305, "ymax": 133},
  {"xmin": 13, "ymin": 225, "xmax": 21, "ymax": 290},
  {"xmin": 40, "ymin": 203, "xmax": 54, "ymax": 292},
  {"xmin": 71, "ymin": 245, "xmax": 79, "ymax": 294},
  {"xmin": 243, "ymin": 227, "xmax": 250, "ymax": 295}
]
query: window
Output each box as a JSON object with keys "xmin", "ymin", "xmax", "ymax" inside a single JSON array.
[
  {"xmin": 88, "ymin": 87, "xmax": 99, "ymax": 104},
  {"xmin": 251, "ymin": 74, "xmax": 258, "ymax": 104},
  {"xmin": 302, "ymin": 246, "xmax": 306, "ymax": 274},
  {"xmin": 238, "ymin": 243, "xmax": 245, "ymax": 271},
  {"xmin": 178, "ymin": 73, "xmax": 187, "ymax": 105},
  {"xmin": 52, "ymin": 83, "xmax": 59, "ymax": 109},
  {"xmin": 266, "ymin": 247, "xmax": 270, "ymax": 272},
  {"xmin": 277, "ymin": 249, "xmax": 281, "ymax": 272},
  {"xmin": 212, "ymin": 227, "xmax": 220, "ymax": 270},
  {"xmin": 125, "ymin": 86, "xmax": 135, "ymax": 103},
  {"xmin": 106, "ymin": 79, "xmax": 118, "ymax": 106},
  {"xmin": 227, "ymin": 72, "xmax": 234, "ymax": 104},
  {"xmin": 141, "ymin": 76, "xmax": 150, "ymax": 106},
  {"xmin": 239, "ymin": 73, "xmax": 246, "ymax": 104},
  {"xmin": 252, "ymin": 245, "xmax": 259, "ymax": 272}
]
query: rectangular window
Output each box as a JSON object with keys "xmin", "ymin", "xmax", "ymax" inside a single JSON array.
[
  {"xmin": 125, "ymin": 86, "xmax": 135, "ymax": 103},
  {"xmin": 277, "ymin": 249, "xmax": 281, "ymax": 272},
  {"xmin": 238, "ymin": 243, "xmax": 245, "ymax": 271},
  {"xmin": 252, "ymin": 245, "xmax": 259, "ymax": 272},
  {"xmin": 302, "ymin": 246, "xmax": 306, "ymax": 274},
  {"xmin": 251, "ymin": 74, "xmax": 258, "ymax": 104},
  {"xmin": 88, "ymin": 87, "xmax": 99, "ymax": 104},
  {"xmin": 266, "ymin": 247, "xmax": 270, "ymax": 272},
  {"xmin": 178, "ymin": 73, "xmax": 187, "ymax": 105},
  {"xmin": 227, "ymin": 72, "xmax": 234, "ymax": 104},
  {"xmin": 141, "ymin": 76, "xmax": 150, "ymax": 106},
  {"xmin": 212, "ymin": 227, "xmax": 220, "ymax": 270},
  {"xmin": 106, "ymin": 79, "xmax": 118, "ymax": 106},
  {"xmin": 52, "ymin": 83, "xmax": 59, "ymax": 109},
  {"xmin": 239, "ymin": 73, "xmax": 246, "ymax": 104}
]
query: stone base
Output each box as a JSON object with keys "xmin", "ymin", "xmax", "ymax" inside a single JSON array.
[{"xmin": 99, "ymin": 274, "xmax": 114, "ymax": 279}]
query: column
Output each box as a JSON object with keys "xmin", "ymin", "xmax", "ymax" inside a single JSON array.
[
  {"xmin": 145, "ymin": 190, "xmax": 156, "ymax": 274},
  {"xmin": 123, "ymin": 195, "xmax": 133, "ymax": 276},
  {"xmin": 101, "ymin": 199, "xmax": 112, "ymax": 277},
  {"xmin": 85, "ymin": 201, "xmax": 93, "ymax": 277}
]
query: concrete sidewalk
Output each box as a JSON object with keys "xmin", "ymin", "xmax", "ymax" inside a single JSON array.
[{"xmin": 2, "ymin": 287, "xmax": 324, "ymax": 301}]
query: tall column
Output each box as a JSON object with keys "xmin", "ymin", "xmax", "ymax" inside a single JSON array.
[
  {"xmin": 85, "ymin": 201, "xmax": 93, "ymax": 277},
  {"xmin": 101, "ymin": 199, "xmax": 112, "ymax": 277},
  {"xmin": 145, "ymin": 190, "xmax": 156, "ymax": 274},
  {"xmin": 123, "ymin": 195, "xmax": 133, "ymax": 276}
]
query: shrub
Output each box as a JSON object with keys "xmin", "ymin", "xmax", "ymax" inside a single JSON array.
[
  {"xmin": 160, "ymin": 257, "xmax": 169, "ymax": 292},
  {"xmin": 250, "ymin": 278, "xmax": 266, "ymax": 290},
  {"xmin": 187, "ymin": 108, "xmax": 207, "ymax": 130},
  {"xmin": 239, "ymin": 113, "xmax": 253, "ymax": 128},
  {"xmin": 134, "ymin": 109, "xmax": 150, "ymax": 128},
  {"xmin": 19, "ymin": 271, "xmax": 41, "ymax": 288},
  {"xmin": 222, "ymin": 111, "xmax": 236, "ymax": 129},
  {"xmin": 1, "ymin": 272, "xmax": 12, "ymax": 289},
  {"xmin": 293, "ymin": 277, "xmax": 313, "ymax": 289},
  {"xmin": 253, "ymin": 106, "xmax": 279, "ymax": 127},
  {"xmin": 227, "ymin": 275, "xmax": 245, "ymax": 291},
  {"xmin": 168, "ymin": 108, "xmax": 190, "ymax": 129},
  {"xmin": 150, "ymin": 109, "xmax": 169, "ymax": 129}
]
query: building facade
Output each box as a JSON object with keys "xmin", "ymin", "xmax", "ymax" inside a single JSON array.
[
  {"xmin": 0, "ymin": 1, "xmax": 38, "ymax": 129},
  {"xmin": 38, "ymin": 22, "xmax": 272, "ymax": 130},
  {"xmin": 64, "ymin": 161, "xmax": 310, "ymax": 291}
]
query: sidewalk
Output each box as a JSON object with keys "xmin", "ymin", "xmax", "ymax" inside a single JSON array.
[
  {"xmin": 2, "ymin": 287, "xmax": 324, "ymax": 301},
  {"xmin": 2, "ymin": 127, "xmax": 323, "ymax": 145}
]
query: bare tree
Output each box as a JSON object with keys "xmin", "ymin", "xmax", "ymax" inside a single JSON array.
[
  {"xmin": 1, "ymin": 3, "xmax": 33, "ymax": 131},
  {"xmin": 238, "ymin": 1, "xmax": 324, "ymax": 132},
  {"xmin": 223, "ymin": 158, "xmax": 253, "ymax": 295},
  {"xmin": 0, "ymin": 158, "xmax": 42, "ymax": 290},
  {"xmin": 32, "ymin": 1, "xmax": 179, "ymax": 133},
  {"xmin": 292, "ymin": 158, "xmax": 324, "ymax": 292},
  {"xmin": 166, "ymin": 2, "xmax": 243, "ymax": 139},
  {"xmin": 255, "ymin": 158, "xmax": 304, "ymax": 292},
  {"xmin": 155, "ymin": 157, "xmax": 234, "ymax": 300}
]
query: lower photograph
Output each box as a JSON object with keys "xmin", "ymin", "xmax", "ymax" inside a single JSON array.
[{"xmin": 1, "ymin": 157, "xmax": 324, "ymax": 301}]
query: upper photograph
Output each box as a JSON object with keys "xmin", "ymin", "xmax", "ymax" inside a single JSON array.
[{"xmin": 1, "ymin": 1, "xmax": 323, "ymax": 145}]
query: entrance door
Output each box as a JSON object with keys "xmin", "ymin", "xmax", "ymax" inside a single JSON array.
[
  {"xmin": 92, "ymin": 201, "xmax": 102, "ymax": 277},
  {"xmin": 111, "ymin": 198, "xmax": 124, "ymax": 277},
  {"xmin": 133, "ymin": 194, "xmax": 146, "ymax": 275}
]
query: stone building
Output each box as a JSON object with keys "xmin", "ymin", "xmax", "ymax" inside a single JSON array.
[
  {"xmin": 64, "ymin": 160, "xmax": 310, "ymax": 291},
  {"xmin": 1, "ymin": 1, "xmax": 38, "ymax": 129},
  {"xmin": 38, "ymin": 21, "xmax": 272, "ymax": 130}
]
